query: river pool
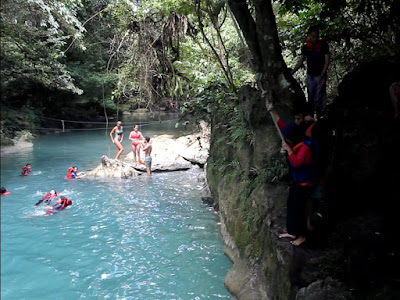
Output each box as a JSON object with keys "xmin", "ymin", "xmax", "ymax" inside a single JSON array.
[{"xmin": 1, "ymin": 121, "xmax": 232, "ymax": 299}]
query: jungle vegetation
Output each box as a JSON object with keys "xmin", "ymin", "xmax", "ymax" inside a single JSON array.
[{"xmin": 1, "ymin": 0, "xmax": 399, "ymax": 142}]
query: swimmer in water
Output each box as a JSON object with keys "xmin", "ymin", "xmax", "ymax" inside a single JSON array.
[
  {"xmin": 109, "ymin": 121, "xmax": 124, "ymax": 160},
  {"xmin": 1, "ymin": 187, "xmax": 11, "ymax": 196},
  {"xmin": 21, "ymin": 163, "xmax": 31, "ymax": 176},
  {"xmin": 47, "ymin": 196, "xmax": 72, "ymax": 212},
  {"xmin": 34, "ymin": 189, "xmax": 58, "ymax": 206},
  {"xmin": 66, "ymin": 166, "xmax": 78, "ymax": 179}
]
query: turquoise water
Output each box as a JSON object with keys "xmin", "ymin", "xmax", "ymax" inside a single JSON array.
[{"xmin": 1, "ymin": 123, "xmax": 232, "ymax": 299}]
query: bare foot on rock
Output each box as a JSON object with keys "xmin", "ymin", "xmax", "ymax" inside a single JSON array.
[{"xmin": 290, "ymin": 236, "xmax": 306, "ymax": 246}]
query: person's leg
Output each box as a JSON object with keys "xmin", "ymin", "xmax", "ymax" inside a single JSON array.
[
  {"xmin": 315, "ymin": 75, "xmax": 327, "ymax": 119},
  {"xmin": 115, "ymin": 140, "xmax": 124, "ymax": 160},
  {"xmin": 307, "ymin": 74, "xmax": 318, "ymax": 116},
  {"xmin": 281, "ymin": 185, "xmax": 297, "ymax": 238},
  {"xmin": 390, "ymin": 82, "xmax": 400, "ymax": 118},
  {"xmin": 288, "ymin": 185, "xmax": 312, "ymax": 246},
  {"xmin": 135, "ymin": 145, "xmax": 141, "ymax": 166},
  {"xmin": 138, "ymin": 144, "xmax": 142, "ymax": 165},
  {"xmin": 132, "ymin": 144, "xmax": 138, "ymax": 164},
  {"xmin": 306, "ymin": 197, "xmax": 315, "ymax": 231},
  {"xmin": 145, "ymin": 157, "xmax": 152, "ymax": 175}
]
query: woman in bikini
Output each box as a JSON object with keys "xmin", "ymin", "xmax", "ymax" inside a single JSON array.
[
  {"xmin": 109, "ymin": 121, "xmax": 124, "ymax": 160},
  {"xmin": 128, "ymin": 124, "xmax": 144, "ymax": 166}
]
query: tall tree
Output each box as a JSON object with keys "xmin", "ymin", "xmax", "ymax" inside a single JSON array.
[{"xmin": 226, "ymin": 0, "xmax": 305, "ymax": 110}]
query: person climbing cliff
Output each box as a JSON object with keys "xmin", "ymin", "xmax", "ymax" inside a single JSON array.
[{"xmin": 268, "ymin": 103, "xmax": 318, "ymax": 246}]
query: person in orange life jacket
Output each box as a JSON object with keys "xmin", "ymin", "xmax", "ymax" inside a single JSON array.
[
  {"xmin": 291, "ymin": 25, "xmax": 330, "ymax": 119},
  {"xmin": 21, "ymin": 163, "xmax": 31, "ymax": 176},
  {"xmin": 267, "ymin": 103, "xmax": 317, "ymax": 246},
  {"xmin": 34, "ymin": 189, "xmax": 59, "ymax": 206},
  {"xmin": 49, "ymin": 196, "xmax": 72, "ymax": 212},
  {"xmin": 66, "ymin": 166, "xmax": 78, "ymax": 179},
  {"xmin": 1, "ymin": 187, "xmax": 11, "ymax": 196}
]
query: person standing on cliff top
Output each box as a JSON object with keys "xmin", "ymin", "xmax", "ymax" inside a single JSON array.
[{"xmin": 291, "ymin": 25, "xmax": 330, "ymax": 120}]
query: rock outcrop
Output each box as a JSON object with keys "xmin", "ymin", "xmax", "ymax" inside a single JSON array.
[
  {"xmin": 1, "ymin": 136, "xmax": 33, "ymax": 156},
  {"xmin": 84, "ymin": 125, "xmax": 210, "ymax": 178},
  {"xmin": 207, "ymin": 59, "xmax": 400, "ymax": 300},
  {"xmin": 124, "ymin": 126, "xmax": 209, "ymax": 172},
  {"xmin": 84, "ymin": 155, "xmax": 141, "ymax": 178}
]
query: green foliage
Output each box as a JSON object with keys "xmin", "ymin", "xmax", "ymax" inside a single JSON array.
[
  {"xmin": 0, "ymin": 0, "xmax": 85, "ymax": 96},
  {"xmin": 250, "ymin": 155, "xmax": 289, "ymax": 185},
  {"xmin": 0, "ymin": 106, "xmax": 41, "ymax": 141},
  {"xmin": 276, "ymin": 0, "xmax": 400, "ymax": 100},
  {"xmin": 0, "ymin": 130, "xmax": 14, "ymax": 146},
  {"xmin": 15, "ymin": 130, "xmax": 34, "ymax": 142}
]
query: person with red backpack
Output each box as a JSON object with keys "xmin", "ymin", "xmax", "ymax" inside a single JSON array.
[{"xmin": 268, "ymin": 104, "xmax": 318, "ymax": 246}]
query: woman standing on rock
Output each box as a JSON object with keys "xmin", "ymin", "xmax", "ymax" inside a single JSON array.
[
  {"xmin": 129, "ymin": 124, "xmax": 145, "ymax": 166},
  {"xmin": 109, "ymin": 121, "xmax": 124, "ymax": 160}
]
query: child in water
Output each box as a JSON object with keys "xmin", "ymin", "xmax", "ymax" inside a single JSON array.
[
  {"xmin": 1, "ymin": 187, "xmax": 11, "ymax": 196},
  {"xmin": 66, "ymin": 166, "xmax": 78, "ymax": 179},
  {"xmin": 21, "ymin": 163, "xmax": 31, "ymax": 176}
]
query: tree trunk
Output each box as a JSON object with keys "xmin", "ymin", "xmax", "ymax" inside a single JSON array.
[{"xmin": 226, "ymin": 0, "xmax": 305, "ymax": 110}]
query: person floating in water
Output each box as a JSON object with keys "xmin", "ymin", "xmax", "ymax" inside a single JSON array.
[
  {"xmin": 66, "ymin": 166, "xmax": 78, "ymax": 179},
  {"xmin": 34, "ymin": 189, "xmax": 59, "ymax": 206},
  {"xmin": 109, "ymin": 121, "xmax": 124, "ymax": 160},
  {"xmin": 141, "ymin": 136, "xmax": 152, "ymax": 176},
  {"xmin": 46, "ymin": 196, "xmax": 72, "ymax": 214},
  {"xmin": 1, "ymin": 187, "xmax": 11, "ymax": 196},
  {"xmin": 129, "ymin": 124, "xmax": 145, "ymax": 166},
  {"xmin": 21, "ymin": 163, "xmax": 31, "ymax": 176}
]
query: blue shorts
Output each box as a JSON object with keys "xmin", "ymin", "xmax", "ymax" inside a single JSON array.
[{"xmin": 145, "ymin": 156, "xmax": 152, "ymax": 167}]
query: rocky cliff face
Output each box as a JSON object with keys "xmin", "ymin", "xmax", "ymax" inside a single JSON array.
[{"xmin": 207, "ymin": 60, "xmax": 400, "ymax": 299}]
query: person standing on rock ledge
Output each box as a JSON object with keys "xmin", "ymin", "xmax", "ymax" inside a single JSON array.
[
  {"xmin": 109, "ymin": 121, "xmax": 124, "ymax": 160},
  {"xmin": 141, "ymin": 137, "xmax": 152, "ymax": 176},
  {"xmin": 129, "ymin": 124, "xmax": 145, "ymax": 166}
]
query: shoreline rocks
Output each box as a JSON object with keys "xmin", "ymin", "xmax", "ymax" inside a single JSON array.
[{"xmin": 1, "ymin": 137, "xmax": 33, "ymax": 156}]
